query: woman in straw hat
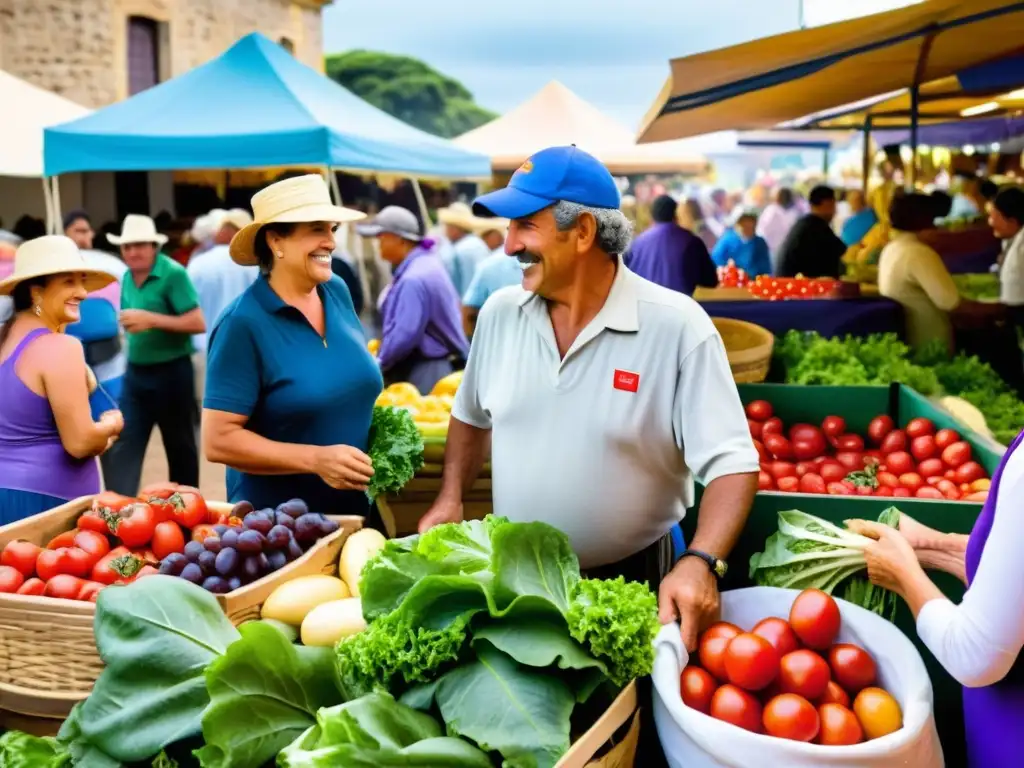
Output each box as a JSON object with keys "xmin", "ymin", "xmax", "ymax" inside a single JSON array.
[
  {"xmin": 202, "ymin": 174, "xmax": 385, "ymax": 521},
  {"xmin": 0, "ymin": 236, "xmax": 124, "ymax": 522}
]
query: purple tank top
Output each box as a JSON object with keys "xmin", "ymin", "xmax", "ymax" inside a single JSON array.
[
  {"xmin": 0, "ymin": 328, "xmax": 101, "ymax": 500},
  {"xmin": 960, "ymin": 428, "xmax": 1024, "ymax": 766}
]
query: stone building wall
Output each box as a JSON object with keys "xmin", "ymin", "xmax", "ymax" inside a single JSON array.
[{"xmin": 0, "ymin": 0, "xmax": 329, "ymax": 108}]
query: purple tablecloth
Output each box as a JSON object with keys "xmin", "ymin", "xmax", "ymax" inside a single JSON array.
[
  {"xmin": 701, "ymin": 297, "xmax": 904, "ymax": 338},
  {"xmin": 941, "ymin": 245, "xmax": 1000, "ymax": 274}
]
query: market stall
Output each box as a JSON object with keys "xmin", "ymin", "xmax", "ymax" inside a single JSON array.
[{"xmin": 698, "ymin": 296, "xmax": 904, "ymax": 339}]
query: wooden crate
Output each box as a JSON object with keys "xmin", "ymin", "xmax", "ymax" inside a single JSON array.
[
  {"xmin": 0, "ymin": 495, "xmax": 360, "ymax": 718},
  {"xmin": 377, "ymin": 473, "xmax": 493, "ymax": 537}
]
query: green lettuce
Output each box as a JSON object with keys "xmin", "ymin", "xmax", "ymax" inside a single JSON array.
[
  {"xmin": 0, "ymin": 731, "xmax": 71, "ymax": 767},
  {"xmin": 366, "ymin": 406, "xmax": 425, "ymax": 500}
]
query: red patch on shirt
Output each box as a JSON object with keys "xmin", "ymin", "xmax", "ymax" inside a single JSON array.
[{"xmin": 613, "ymin": 369, "xmax": 639, "ymax": 393}]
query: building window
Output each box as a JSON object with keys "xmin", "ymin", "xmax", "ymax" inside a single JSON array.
[
  {"xmin": 127, "ymin": 16, "xmax": 159, "ymax": 95},
  {"xmin": 279, "ymin": 36, "xmax": 295, "ymax": 54}
]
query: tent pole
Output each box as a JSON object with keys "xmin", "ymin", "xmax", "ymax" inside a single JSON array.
[
  {"xmin": 51, "ymin": 177, "xmax": 63, "ymax": 235},
  {"xmin": 822, "ymin": 148, "xmax": 830, "ymax": 176},
  {"xmin": 410, "ymin": 178, "xmax": 433, "ymax": 230},
  {"xmin": 909, "ymin": 83, "xmax": 921, "ymax": 189},
  {"xmin": 861, "ymin": 116, "xmax": 872, "ymax": 195},
  {"xmin": 325, "ymin": 166, "xmax": 343, "ymax": 205},
  {"xmin": 42, "ymin": 177, "xmax": 55, "ymax": 234}
]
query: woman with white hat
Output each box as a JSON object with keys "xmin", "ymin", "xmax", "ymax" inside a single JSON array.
[
  {"xmin": 0, "ymin": 236, "xmax": 124, "ymax": 522},
  {"xmin": 202, "ymin": 174, "xmax": 384, "ymax": 521}
]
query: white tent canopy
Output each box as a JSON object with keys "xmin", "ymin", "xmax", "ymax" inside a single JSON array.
[
  {"xmin": 453, "ymin": 81, "xmax": 707, "ymax": 175},
  {"xmin": 1, "ymin": 71, "xmax": 90, "ymax": 177}
]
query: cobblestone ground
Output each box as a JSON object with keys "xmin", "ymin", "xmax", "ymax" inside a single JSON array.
[{"xmin": 140, "ymin": 429, "xmax": 227, "ymax": 501}]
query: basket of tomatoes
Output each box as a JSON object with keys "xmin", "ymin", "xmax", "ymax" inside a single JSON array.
[{"xmin": 652, "ymin": 587, "xmax": 942, "ymax": 768}]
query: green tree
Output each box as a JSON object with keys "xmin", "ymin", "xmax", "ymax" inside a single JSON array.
[{"xmin": 324, "ymin": 50, "xmax": 496, "ymax": 138}]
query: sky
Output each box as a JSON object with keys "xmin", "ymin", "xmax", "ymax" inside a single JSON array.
[{"xmin": 322, "ymin": 0, "xmax": 920, "ymax": 131}]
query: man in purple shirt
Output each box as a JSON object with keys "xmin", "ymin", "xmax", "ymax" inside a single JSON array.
[
  {"xmin": 357, "ymin": 206, "xmax": 468, "ymax": 394},
  {"xmin": 624, "ymin": 195, "xmax": 718, "ymax": 296}
]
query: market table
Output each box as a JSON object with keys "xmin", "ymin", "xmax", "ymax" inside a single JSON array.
[
  {"xmin": 699, "ymin": 297, "xmax": 904, "ymax": 338},
  {"xmin": 919, "ymin": 225, "xmax": 1000, "ymax": 275}
]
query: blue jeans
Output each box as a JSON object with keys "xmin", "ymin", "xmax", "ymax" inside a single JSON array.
[{"xmin": 0, "ymin": 489, "xmax": 67, "ymax": 525}]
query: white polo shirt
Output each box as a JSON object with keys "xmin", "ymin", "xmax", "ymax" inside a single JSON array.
[{"xmin": 452, "ymin": 261, "xmax": 759, "ymax": 568}]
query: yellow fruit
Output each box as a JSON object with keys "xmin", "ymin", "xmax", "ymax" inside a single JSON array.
[
  {"xmin": 971, "ymin": 478, "xmax": 991, "ymax": 492},
  {"xmin": 853, "ymin": 687, "xmax": 902, "ymax": 740},
  {"xmin": 431, "ymin": 371, "xmax": 463, "ymax": 397},
  {"xmin": 261, "ymin": 575, "xmax": 350, "ymax": 627},
  {"xmin": 367, "ymin": 338, "xmax": 380, "ymax": 355},
  {"xmin": 416, "ymin": 420, "xmax": 449, "ymax": 439},
  {"xmin": 386, "ymin": 381, "xmax": 421, "ymax": 399}
]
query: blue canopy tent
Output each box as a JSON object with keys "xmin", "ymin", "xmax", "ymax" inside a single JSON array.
[{"xmin": 43, "ymin": 33, "xmax": 490, "ymax": 180}]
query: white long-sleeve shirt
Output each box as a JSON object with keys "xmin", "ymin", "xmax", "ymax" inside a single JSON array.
[{"xmin": 916, "ymin": 446, "xmax": 1024, "ymax": 688}]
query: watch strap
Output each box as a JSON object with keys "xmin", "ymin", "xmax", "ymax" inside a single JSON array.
[{"xmin": 680, "ymin": 549, "xmax": 727, "ymax": 579}]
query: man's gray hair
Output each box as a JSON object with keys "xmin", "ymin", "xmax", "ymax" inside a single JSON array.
[{"xmin": 551, "ymin": 200, "xmax": 633, "ymax": 255}]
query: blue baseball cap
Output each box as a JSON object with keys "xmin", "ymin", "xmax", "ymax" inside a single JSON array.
[{"xmin": 472, "ymin": 145, "xmax": 620, "ymax": 219}]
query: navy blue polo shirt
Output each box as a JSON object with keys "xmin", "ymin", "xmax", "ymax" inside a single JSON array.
[{"xmin": 204, "ymin": 275, "xmax": 383, "ymax": 514}]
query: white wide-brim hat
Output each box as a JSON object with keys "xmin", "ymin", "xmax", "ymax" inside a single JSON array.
[
  {"xmin": 0, "ymin": 235, "xmax": 116, "ymax": 296},
  {"xmin": 474, "ymin": 216, "xmax": 510, "ymax": 236},
  {"xmin": 106, "ymin": 213, "xmax": 169, "ymax": 246},
  {"xmin": 229, "ymin": 174, "xmax": 366, "ymax": 266},
  {"xmin": 437, "ymin": 201, "xmax": 485, "ymax": 232}
]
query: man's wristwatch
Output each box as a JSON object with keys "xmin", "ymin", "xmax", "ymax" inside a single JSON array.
[{"xmin": 680, "ymin": 549, "xmax": 728, "ymax": 580}]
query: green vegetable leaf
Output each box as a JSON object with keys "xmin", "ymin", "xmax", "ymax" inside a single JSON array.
[
  {"xmin": 58, "ymin": 576, "xmax": 240, "ymax": 763},
  {"xmin": 0, "ymin": 730, "xmax": 71, "ymax": 767},
  {"xmin": 472, "ymin": 608, "xmax": 606, "ymax": 675},
  {"xmin": 491, "ymin": 521, "xmax": 580, "ymax": 614},
  {"xmin": 434, "ymin": 646, "xmax": 575, "ymax": 768},
  {"xmin": 277, "ymin": 692, "xmax": 492, "ymax": 767},
  {"xmin": 193, "ymin": 621, "xmax": 340, "ymax": 768},
  {"xmin": 366, "ymin": 406, "xmax": 425, "ymax": 500}
]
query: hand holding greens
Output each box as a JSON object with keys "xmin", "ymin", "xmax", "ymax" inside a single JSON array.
[{"xmin": 365, "ymin": 405, "xmax": 425, "ymax": 500}]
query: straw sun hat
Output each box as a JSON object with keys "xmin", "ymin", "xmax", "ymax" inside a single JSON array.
[
  {"xmin": 0, "ymin": 235, "xmax": 116, "ymax": 296},
  {"xmin": 106, "ymin": 214, "xmax": 168, "ymax": 246},
  {"xmin": 229, "ymin": 174, "xmax": 366, "ymax": 266}
]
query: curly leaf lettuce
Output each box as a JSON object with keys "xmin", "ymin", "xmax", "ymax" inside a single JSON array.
[
  {"xmin": 0, "ymin": 731, "xmax": 71, "ymax": 767},
  {"xmin": 366, "ymin": 406, "xmax": 425, "ymax": 500}
]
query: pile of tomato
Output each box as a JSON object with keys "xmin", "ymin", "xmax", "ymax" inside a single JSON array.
[
  {"xmin": 682, "ymin": 588, "xmax": 903, "ymax": 745},
  {"xmin": 746, "ymin": 275, "xmax": 840, "ymax": 301},
  {"xmin": 0, "ymin": 483, "xmax": 223, "ymax": 603},
  {"xmin": 717, "ymin": 260, "xmax": 751, "ymax": 288},
  {"xmin": 746, "ymin": 400, "xmax": 991, "ymax": 501}
]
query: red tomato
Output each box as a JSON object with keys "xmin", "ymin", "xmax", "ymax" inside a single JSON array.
[
  {"xmin": 899, "ymin": 472, "xmax": 924, "ymax": 491},
  {"xmin": 817, "ymin": 703, "xmax": 864, "ymax": 746},
  {"xmin": 954, "ymin": 461, "xmax": 985, "ymax": 484},
  {"xmin": 0, "ymin": 565, "xmax": 24, "ymax": 593},
  {"xmin": 886, "ymin": 451, "xmax": 914, "ymax": 475},
  {"xmin": 699, "ymin": 634, "xmax": 732, "ymax": 682},
  {"xmin": 77, "ymin": 581, "xmax": 104, "ymax": 603},
  {"xmin": 917, "ymin": 458, "xmax": 945, "ymax": 478},
  {"xmin": 769, "ymin": 461, "xmax": 797, "ymax": 480},
  {"xmin": 748, "ymin": 419, "xmax": 764, "ymax": 440},
  {"xmin": 827, "ymin": 482, "xmax": 853, "ymax": 495},
  {"xmin": 874, "ymin": 486, "xmax": 894, "ymax": 497},
  {"xmin": 91, "ymin": 547, "xmax": 142, "ymax": 585},
  {"xmin": 745, "ymin": 400, "xmax": 773, "ymax": 421},
  {"xmin": 854, "ymin": 485, "xmax": 875, "ymax": 496},
  {"xmin": 827, "ymin": 644, "xmax": 876, "ymax": 693},
  {"xmin": 875, "ymin": 471, "xmax": 901, "ymax": 489},
  {"xmin": 892, "ymin": 487, "xmax": 912, "ymax": 498},
  {"xmin": 778, "ymin": 649, "xmax": 831, "ymax": 699},
  {"xmin": 753, "ymin": 439, "xmax": 769, "ymax": 462},
  {"xmin": 789, "ymin": 589, "xmax": 840, "ymax": 650},
  {"xmin": 880, "ymin": 430, "xmax": 908, "ymax": 455},
  {"xmin": 72, "ymin": 530, "xmax": 110, "ymax": 569},
  {"xmin": 864, "ymin": 449, "xmax": 883, "ymax": 463},
  {"xmin": 818, "ymin": 680, "xmax": 851, "ymax": 708},
  {"xmin": 835, "ymin": 452, "xmax": 864, "ymax": 471},
  {"xmin": 64, "ymin": 548, "xmax": 93, "ymax": 578},
  {"xmin": 36, "ymin": 548, "xmax": 78, "ymax": 581},
  {"xmin": 944, "ymin": 468, "xmax": 958, "ymax": 480},
  {"xmin": 190, "ymin": 523, "xmax": 219, "ymax": 544},
  {"xmin": 116, "ymin": 564, "xmax": 159, "ymax": 585},
  {"xmin": 763, "ymin": 693, "xmax": 819, "ymax": 742},
  {"xmin": 78, "ymin": 510, "xmax": 112, "ymax": 536},
  {"xmin": 151, "ymin": 521, "xmax": 186, "ymax": 560},
  {"xmin": 724, "ymin": 633, "xmax": 779, "ymax": 691},
  {"xmin": 764, "ymin": 434, "xmax": 794, "ymax": 460},
  {"xmin": 91, "ymin": 490, "xmax": 135, "ymax": 516},
  {"xmin": 110, "ymin": 503, "xmax": 158, "ymax": 548},
  {"xmin": 964, "ymin": 491, "xmax": 989, "ymax": 502},
  {"xmin": 867, "ymin": 415, "xmax": 894, "ymax": 445},
  {"xmin": 798, "ymin": 473, "xmax": 827, "ymax": 495},
  {"xmin": 44, "ymin": 574, "xmax": 86, "ymax": 600},
  {"xmin": 936, "ymin": 479, "xmax": 961, "ymax": 499},
  {"xmin": 915, "ymin": 486, "xmax": 943, "ymax": 499},
  {"xmin": 792, "ymin": 438, "xmax": 825, "ymax": 462},
  {"xmin": 143, "ymin": 488, "xmax": 208, "ymax": 530},
  {"xmin": 704, "ymin": 622, "xmax": 743, "ymax": 640},
  {"xmin": 777, "ymin": 476, "xmax": 800, "ymax": 493},
  {"xmin": 752, "ymin": 617, "xmax": 801, "ymax": 657},
  {"xmin": 0, "ymin": 540, "xmax": 40, "ymax": 579},
  {"xmin": 680, "ymin": 666, "xmax": 718, "ymax": 714},
  {"xmin": 835, "ymin": 434, "xmax": 864, "ymax": 453},
  {"xmin": 910, "ymin": 435, "xmax": 937, "ymax": 462},
  {"xmin": 819, "ymin": 462, "xmax": 846, "ymax": 483},
  {"xmin": 821, "ymin": 415, "xmax": 846, "ymax": 438},
  {"xmin": 46, "ymin": 530, "xmax": 79, "ymax": 549},
  {"xmin": 934, "ymin": 428, "xmax": 961, "ymax": 450},
  {"xmin": 794, "ymin": 462, "xmax": 815, "ymax": 477},
  {"xmin": 758, "ymin": 471, "xmax": 775, "ymax": 491},
  {"xmin": 15, "ymin": 577, "xmax": 45, "ymax": 596},
  {"xmin": 761, "ymin": 417, "xmax": 784, "ymax": 437},
  {"xmin": 789, "ymin": 424, "xmax": 821, "ymax": 443},
  {"xmin": 709, "ymin": 684, "xmax": 762, "ymax": 733},
  {"xmin": 905, "ymin": 417, "xmax": 936, "ymax": 438},
  {"xmin": 941, "ymin": 441, "xmax": 972, "ymax": 468}
]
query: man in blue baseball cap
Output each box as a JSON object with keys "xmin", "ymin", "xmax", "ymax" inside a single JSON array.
[{"xmin": 421, "ymin": 146, "xmax": 759, "ymax": 658}]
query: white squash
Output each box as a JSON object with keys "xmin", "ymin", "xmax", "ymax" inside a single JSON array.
[
  {"xmin": 301, "ymin": 597, "xmax": 366, "ymax": 646},
  {"xmin": 261, "ymin": 575, "xmax": 349, "ymax": 627},
  {"xmin": 338, "ymin": 528, "xmax": 387, "ymax": 596}
]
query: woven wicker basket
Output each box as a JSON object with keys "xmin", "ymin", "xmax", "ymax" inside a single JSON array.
[
  {"xmin": 0, "ymin": 495, "xmax": 360, "ymax": 718},
  {"xmin": 712, "ymin": 317, "xmax": 774, "ymax": 383}
]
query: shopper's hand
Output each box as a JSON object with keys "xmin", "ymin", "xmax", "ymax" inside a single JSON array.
[
  {"xmin": 313, "ymin": 445, "xmax": 374, "ymax": 491},
  {"xmin": 120, "ymin": 309, "xmax": 158, "ymax": 333},
  {"xmin": 846, "ymin": 519, "xmax": 922, "ymax": 596},
  {"xmin": 418, "ymin": 496, "xmax": 463, "ymax": 533},
  {"xmin": 99, "ymin": 409, "xmax": 124, "ymax": 436},
  {"xmin": 659, "ymin": 555, "xmax": 721, "ymax": 653}
]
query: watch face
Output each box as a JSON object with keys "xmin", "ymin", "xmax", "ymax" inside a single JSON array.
[{"xmin": 714, "ymin": 559, "xmax": 728, "ymax": 578}]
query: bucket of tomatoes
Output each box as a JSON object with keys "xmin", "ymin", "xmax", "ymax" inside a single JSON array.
[{"xmin": 651, "ymin": 587, "xmax": 942, "ymax": 768}]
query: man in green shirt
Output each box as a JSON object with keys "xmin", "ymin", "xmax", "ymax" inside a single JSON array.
[{"xmin": 105, "ymin": 214, "xmax": 206, "ymax": 495}]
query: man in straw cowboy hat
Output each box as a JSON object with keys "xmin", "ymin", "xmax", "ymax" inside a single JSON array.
[
  {"xmin": 0, "ymin": 235, "xmax": 125, "ymax": 520},
  {"xmin": 104, "ymin": 214, "xmax": 206, "ymax": 496},
  {"xmin": 437, "ymin": 201, "xmax": 492, "ymax": 298},
  {"xmin": 357, "ymin": 205, "xmax": 468, "ymax": 395}
]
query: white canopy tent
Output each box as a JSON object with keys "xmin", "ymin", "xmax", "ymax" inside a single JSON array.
[
  {"xmin": 453, "ymin": 81, "xmax": 708, "ymax": 175},
  {"xmin": 1, "ymin": 71, "xmax": 90, "ymax": 178}
]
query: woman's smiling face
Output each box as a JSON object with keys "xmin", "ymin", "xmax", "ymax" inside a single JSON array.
[
  {"xmin": 33, "ymin": 272, "xmax": 90, "ymax": 325},
  {"xmin": 269, "ymin": 221, "xmax": 338, "ymax": 285}
]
